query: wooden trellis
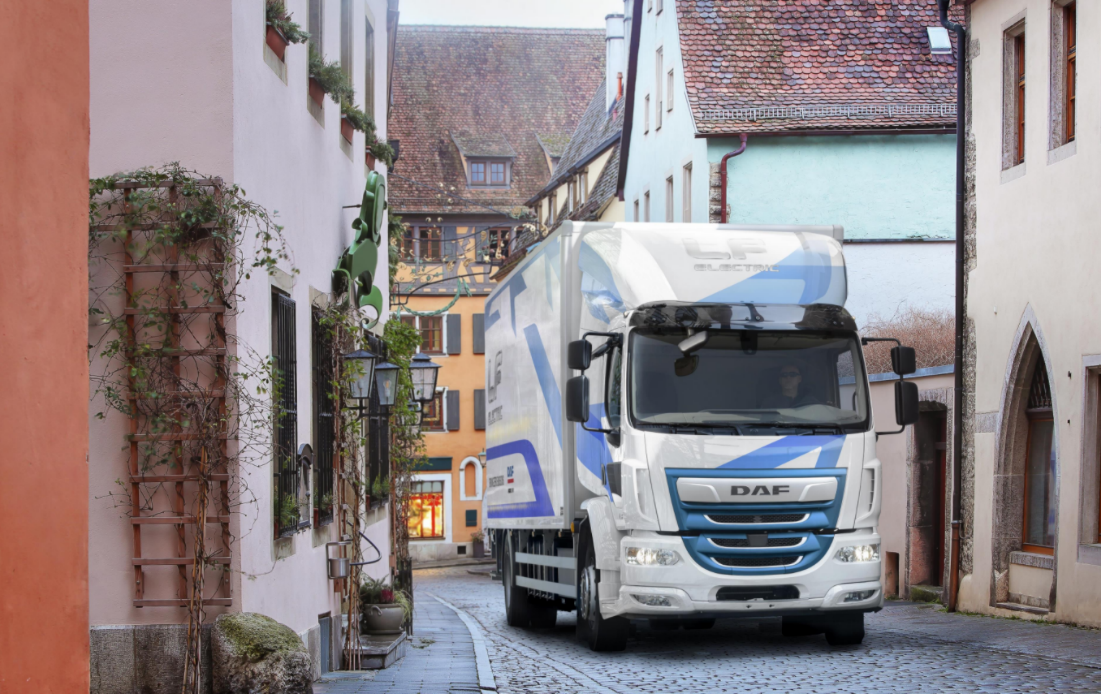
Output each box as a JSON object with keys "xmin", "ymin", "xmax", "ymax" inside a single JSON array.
[{"xmin": 111, "ymin": 178, "xmax": 233, "ymax": 609}]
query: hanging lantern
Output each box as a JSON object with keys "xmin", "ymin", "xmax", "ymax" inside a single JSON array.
[
  {"xmin": 373, "ymin": 360, "xmax": 400, "ymax": 407},
  {"xmin": 342, "ymin": 349, "xmax": 378, "ymax": 400},
  {"xmin": 409, "ymin": 352, "xmax": 441, "ymax": 403}
]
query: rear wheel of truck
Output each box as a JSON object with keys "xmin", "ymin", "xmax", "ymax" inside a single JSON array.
[
  {"xmin": 578, "ymin": 540, "xmax": 628, "ymax": 651},
  {"xmin": 823, "ymin": 613, "xmax": 865, "ymax": 646},
  {"xmin": 503, "ymin": 535, "xmax": 530, "ymax": 628}
]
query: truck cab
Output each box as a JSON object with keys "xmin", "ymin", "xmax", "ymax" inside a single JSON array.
[{"xmin": 484, "ymin": 222, "xmax": 918, "ymax": 651}]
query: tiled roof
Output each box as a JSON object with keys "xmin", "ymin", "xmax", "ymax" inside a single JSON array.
[
  {"xmin": 450, "ymin": 132, "xmax": 516, "ymax": 158},
  {"xmin": 389, "ymin": 26, "xmax": 605, "ymax": 215},
  {"xmin": 676, "ymin": 0, "xmax": 961, "ymax": 135},
  {"xmin": 536, "ymin": 133, "xmax": 572, "ymax": 158}
]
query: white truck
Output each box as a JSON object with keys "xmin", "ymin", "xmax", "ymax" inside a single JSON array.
[{"xmin": 483, "ymin": 222, "xmax": 918, "ymax": 651}]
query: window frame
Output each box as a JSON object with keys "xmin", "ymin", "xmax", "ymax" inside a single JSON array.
[
  {"xmin": 644, "ymin": 94, "xmax": 650, "ymax": 134},
  {"xmin": 682, "ymin": 163, "xmax": 692, "ymax": 223},
  {"xmin": 421, "ymin": 389, "xmax": 446, "ymax": 432},
  {"xmin": 1065, "ymin": 2, "xmax": 1076, "ymax": 143},
  {"xmin": 408, "ymin": 479, "xmax": 446, "ymax": 540},
  {"xmin": 400, "ymin": 225, "xmax": 443, "ymax": 262},
  {"xmin": 364, "ymin": 15, "xmax": 375, "ymax": 116},
  {"xmin": 644, "ymin": 190, "xmax": 651, "ymax": 222},
  {"xmin": 311, "ymin": 308, "xmax": 336, "ymax": 527},
  {"xmin": 468, "ymin": 159, "xmax": 512, "ymax": 188},
  {"xmin": 667, "ymin": 68, "xmax": 675, "ymax": 112},
  {"xmin": 1022, "ymin": 361, "xmax": 1056, "ymax": 555},
  {"xmin": 272, "ymin": 290, "xmax": 301, "ymax": 538},
  {"xmin": 655, "ymin": 47, "xmax": 663, "ymax": 130},
  {"xmin": 665, "ymin": 176, "xmax": 674, "ymax": 223}
]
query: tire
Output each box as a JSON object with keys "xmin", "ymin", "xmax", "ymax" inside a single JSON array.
[
  {"xmin": 503, "ymin": 534, "xmax": 530, "ymax": 628},
  {"xmin": 824, "ymin": 613, "xmax": 865, "ymax": 646},
  {"xmin": 578, "ymin": 537, "xmax": 629, "ymax": 651},
  {"xmin": 781, "ymin": 618, "xmax": 823, "ymax": 637},
  {"xmin": 529, "ymin": 600, "xmax": 557, "ymax": 629},
  {"xmin": 682, "ymin": 618, "xmax": 715, "ymax": 630}
]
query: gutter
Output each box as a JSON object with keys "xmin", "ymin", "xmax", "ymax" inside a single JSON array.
[
  {"xmin": 615, "ymin": 0, "xmax": 645, "ymax": 201},
  {"xmin": 718, "ymin": 134, "xmax": 748, "ymax": 223},
  {"xmin": 696, "ymin": 127, "xmax": 956, "ymax": 139}
]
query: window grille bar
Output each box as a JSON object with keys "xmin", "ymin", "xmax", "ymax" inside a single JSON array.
[{"xmin": 274, "ymin": 292, "xmax": 299, "ymax": 536}]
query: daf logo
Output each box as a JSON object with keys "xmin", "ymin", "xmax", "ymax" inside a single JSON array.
[{"xmin": 731, "ymin": 485, "xmax": 791, "ymax": 497}]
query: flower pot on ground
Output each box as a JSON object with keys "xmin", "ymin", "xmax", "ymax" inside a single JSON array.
[
  {"xmin": 471, "ymin": 530, "xmax": 486, "ymax": 559},
  {"xmin": 308, "ymin": 77, "xmax": 325, "ymax": 107},
  {"xmin": 265, "ymin": 25, "xmax": 289, "ymax": 61},
  {"xmin": 359, "ymin": 575, "xmax": 411, "ymax": 635}
]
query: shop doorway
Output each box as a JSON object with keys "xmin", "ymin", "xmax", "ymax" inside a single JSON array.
[{"xmin": 910, "ymin": 407, "xmax": 947, "ymax": 591}]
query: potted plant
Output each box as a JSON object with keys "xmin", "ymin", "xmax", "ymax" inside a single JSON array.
[
  {"xmin": 471, "ymin": 530, "xmax": 486, "ymax": 559},
  {"xmin": 359, "ymin": 576, "xmax": 411, "ymax": 635},
  {"xmin": 370, "ymin": 476, "xmax": 389, "ymax": 509},
  {"xmin": 308, "ymin": 45, "xmax": 354, "ymax": 108},
  {"xmin": 313, "ymin": 492, "xmax": 333, "ymax": 526},
  {"xmin": 368, "ymin": 139, "xmax": 396, "ymax": 170},
  {"xmin": 265, "ymin": 0, "xmax": 308, "ymax": 62},
  {"xmin": 340, "ymin": 102, "xmax": 373, "ymax": 144}
]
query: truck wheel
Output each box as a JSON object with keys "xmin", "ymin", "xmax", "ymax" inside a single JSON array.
[
  {"xmin": 578, "ymin": 541, "xmax": 628, "ymax": 651},
  {"xmin": 503, "ymin": 536, "xmax": 530, "ymax": 628},
  {"xmin": 529, "ymin": 600, "xmax": 557, "ymax": 629},
  {"xmin": 824, "ymin": 613, "xmax": 865, "ymax": 646}
]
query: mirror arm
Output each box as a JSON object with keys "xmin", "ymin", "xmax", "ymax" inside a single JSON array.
[{"xmin": 860, "ymin": 337, "xmax": 901, "ymax": 348}]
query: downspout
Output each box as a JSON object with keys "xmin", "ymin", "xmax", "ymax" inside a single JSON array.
[
  {"xmin": 938, "ymin": 0, "xmax": 966, "ymax": 614},
  {"xmin": 718, "ymin": 134, "xmax": 749, "ymax": 223}
]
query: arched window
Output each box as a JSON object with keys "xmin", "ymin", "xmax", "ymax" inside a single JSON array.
[
  {"xmin": 1023, "ymin": 362, "xmax": 1056, "ymax": 554},
  {"xmin": 458, "ymin": 457, "xmax": 483, "ymax": 501},
  {"xmin": 464, "ymin": 462, "xmax": 476, "ymax": 498}
]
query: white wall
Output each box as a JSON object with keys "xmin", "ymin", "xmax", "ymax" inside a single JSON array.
[{"xmin": 843, "ymin": 242, "xmax": 956, "ymax": 328}]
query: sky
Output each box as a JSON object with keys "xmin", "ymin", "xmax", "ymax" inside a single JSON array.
[{"xmin": 399, "ymin": 0, "xmax": 627, "ymax": 29}]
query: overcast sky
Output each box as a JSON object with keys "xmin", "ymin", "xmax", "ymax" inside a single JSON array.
[{"xmin": 399, "ymin": 0, "xmax": 627, "ymax": 28}]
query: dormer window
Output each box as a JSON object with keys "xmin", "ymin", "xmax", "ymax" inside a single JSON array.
[{"xmin": 468, "ymin": 160, "xmax": 510, "ymax": 187}]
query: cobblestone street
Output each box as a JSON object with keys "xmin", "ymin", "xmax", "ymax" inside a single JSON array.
[{"xmin": 319, "ymin": 565, "xmax": 1101, "ymax": 694}]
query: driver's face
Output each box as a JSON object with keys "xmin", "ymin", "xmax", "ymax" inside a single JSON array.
[{"xmin": 779, "ymin": 367, "xmax": 801, "ymax": 396}]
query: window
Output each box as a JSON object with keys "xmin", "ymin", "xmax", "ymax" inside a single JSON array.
[
  {"xmin": 644, "ymin": 191, "xmax": 650, "ymax": 222},
  {"xmin": 665, "ymin": 176, "xmax": 674, "ymax": 222},
  {"xmin": 422, "ymin": 390, "xmax": 445, "ymax": 431},
  {"xmin": 479, "ymin": 228, "xmax": 511, "ymax": 264},
  {"xmin": 549, "ymin": 192, "xmax": 558, "ymax": 226},
  {"xmin": 656, "ymin": 0, "xmax": 663, "ymax": 13},
  {"xmin": 464, "ymin": 463, "xmax": 477, "ymax": 498},
  {"xmin": 273, "ymin": 291, "xmax": 299, "ymax": 537},
  {"xmin": 682, "ymin": 163, "xmax": 692, "ymax": 222},
  {"xmin": 465, "ymin": 509, "xmax": 478, "ymax": 527},
  {"xmin": 1023, "ymin": 362, "xmax": 1056, "ymax": 554},
  {"xmin": 667, "ymin": 69, "xmax": 675, "ymax": 112},
  {"xmin": 1064, "ymin": 2, "xmax": 1076, "ymax": 143},
  {"xmin": 308, "ymin": 0, "xmax": 323, "ymax": 54},
  {"xmin": 633, "ymin": 199, "xmax": 640, "ymax": 222},
  {"xmin": 567, "ymin": 179, "xmax": 575, "ymax": 212},
  {"xmin": 469, "ymin": 160, "xmax": 509, "ymax": 187},
  {"xmin": 400, "ymin": 226, "xmax": 442, "ymax": 261},
  {"xmin": 1004, "ymin": 23, "xmax": 1026, "ymax": 168},
  {"xmin": 364, "ymin": 17, "xmax": 375, "ymax": 116},
  {"xmin": 312, "ymin": 309, "xmax": 336, "ymax": 526},
  {"xmin": 655, "ymin": 48, "xmax": 663, "ymax": 130},
  {"xmin": 606, "ymin": 342, "xmax": 623, "ymax": 429},
  {"xmin": 644, "ymin": 95, "xmax": 650, "ymax": 133},
  {"xmin": 401, "ymin": 314, "xmax": 444, "ymax": 354},
  {"xmin": 408, "ymin": 480, "xmax": 445, "ymax": 539},
  {"xmin": 579, "ymin": 170, "xmax": 589, "ymax": 205},
  {"xmin": 340, "ymin": 0, "xmax": 353, "ymax": 81}
]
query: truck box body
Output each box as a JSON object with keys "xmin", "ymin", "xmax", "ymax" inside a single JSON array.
[{"xmin": 485, "ymin": 222, "xmax": 884, "ymax": 641}]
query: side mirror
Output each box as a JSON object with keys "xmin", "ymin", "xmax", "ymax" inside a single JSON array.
[
  {"xmin": 568, "ymin": 340, "xmax": 592, "ymax": 371},
  {"xmin": 566, "ymin": 375, "xmax": 590, "ymax": 422},
  {"xmin": 891, "ymin": 346, "xmax": 917, "ymax": 376},
  {"xmin": 894, "ymin": 380, "xmax": 919, "ymax": 426}
]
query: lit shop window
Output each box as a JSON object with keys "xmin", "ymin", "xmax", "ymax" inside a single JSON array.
[{"xmin": 408, "ymin": 480, "xmax": 445, "ymax": 539}]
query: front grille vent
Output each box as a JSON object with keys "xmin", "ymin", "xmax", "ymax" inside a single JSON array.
[
  {"xmin": 710, "ymin": 536, "xmax": 803, "ymax": 548},
  {"xmin": 714, "ymin": 555, "xmax": 801, "ymax": 568},
  {"xmin": 716, "ymin": 585, "xmax": 800, "ymax": 601},
  {"xmin": 707, "ymin": 513, "xmax": 807, "ymax": 525}
]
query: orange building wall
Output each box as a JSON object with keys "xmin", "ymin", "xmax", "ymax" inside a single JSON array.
[
  {"xmin": 405, "ymin": 293, "xmax": 488, "ymax": 546},
  {"xmin": 0, "ymin": 1, "xmax": 91, "ymax": 691}
]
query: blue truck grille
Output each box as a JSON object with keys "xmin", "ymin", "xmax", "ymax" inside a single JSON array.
[{"xmin": 665, "ymin": 468, "xmax": 846, "ymax": 576}]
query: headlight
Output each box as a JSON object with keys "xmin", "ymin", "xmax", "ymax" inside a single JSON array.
[
  {"xmin": 835, "ymin": 544, "xmax": 879, "ymax": 563},
  {"xmin": 632, "ymin": 594, "xmax": 672, "ymax": 607},
  {"xmin": 625, "ymin": 547, "xmax": 680, "ymax": 566}
]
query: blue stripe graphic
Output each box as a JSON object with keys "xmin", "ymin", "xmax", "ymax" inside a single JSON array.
[
  {"xmin": 524, "ymin": 324, "xmax": 562, "ymax": 446},
  {"xmin": 576, "ymin": 403, "xmax": 614, "ymax": 499},
  {"xmin": 701, "ymin": 249, "xmax": 844, "ymax": 305},
  {"xmin": 718, "ymin": 435, "xmax": 845, "ymax": 469},
  {"xmin": 486, "ymin": 440, "xmax": 555, "ymax": 518}
]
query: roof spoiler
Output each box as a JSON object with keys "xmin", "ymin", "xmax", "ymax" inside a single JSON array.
[{"xmin": 715, "ymin": 224, "xmax": 844, "ymax": 243}]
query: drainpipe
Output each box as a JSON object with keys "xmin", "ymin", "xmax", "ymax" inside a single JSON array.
[
  {"xmin": 938, "ymin": 0, "xmax": 966, "ymax": 614},
  {"xmin": 718, "ymin": 134, "xmax": 749, "ymax": 223}
]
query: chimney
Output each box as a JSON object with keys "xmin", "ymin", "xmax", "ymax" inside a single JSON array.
[{"xmin": 605, "ymin": 13, "xmax": 625, "ymax": 111}]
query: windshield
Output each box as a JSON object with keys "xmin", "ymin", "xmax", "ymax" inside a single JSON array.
[{"xmin": 628, "ymin": 330, "xmax": 869, "ymax": 432}]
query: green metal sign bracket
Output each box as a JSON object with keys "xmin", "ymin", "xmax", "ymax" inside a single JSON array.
[{"xmin": 333, "ymin": 171, "xmax": 386, "ymax": 328}]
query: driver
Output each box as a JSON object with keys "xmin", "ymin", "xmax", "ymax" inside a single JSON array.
[{"xmin": 760, "ymin": 363, "xmax": 819, "ymax": 408}]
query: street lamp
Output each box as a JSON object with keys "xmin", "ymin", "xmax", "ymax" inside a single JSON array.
[
  {"xmin": 409, "ymin": 352, "xmax": 442, "ymax": 404},
  {"xmin": 343, "ymin": 350, "xmax": 378, "ymax": 400},
  {"xmin": 478, "ymin": 450, "xmax": 487, "ymax": 469},
  {"xmin": 373, "ymin": 361, "xmax": 400, "ymax": 407}
]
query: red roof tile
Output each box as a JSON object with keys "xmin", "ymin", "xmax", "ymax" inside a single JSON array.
[
  {"xmin": 676, "ymin": 0, "xmax": 961, "ymax": 135},
  {"xmin": 389, "ymin": 26, "xmax": 605, "ymax": 215}
]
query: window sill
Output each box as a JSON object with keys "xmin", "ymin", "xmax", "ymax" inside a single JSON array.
[
  {"xmin": 1009, "ymin": 550, "xmax": 1054, "ymax": 570},
  {"xmin": 1077, "ymin": 543, "xmax": 1101, "ymax": 567},
  {"xmin": 264, "ymin": 43, "xmax": 288, "ymax": 84},
  {"xmin": 1048, "ymin": 139, "xmax": 1076, "ymax": 166},
  {"xmin": 1000, "ymin": 162, "xmax": 1026, "ymax": 184}
]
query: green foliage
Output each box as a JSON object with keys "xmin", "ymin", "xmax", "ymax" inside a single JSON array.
[
  {"xmin": 369, "ymin": 139, "xmax": 395, "ymax": 168},
  {"xmin": 359, "ymin": 575, "xmax": 412, "ymax": 625},
  {"xmin": 278, "ymin": 493, "xmax": 300, "ymax": 530},
  {"xmin": 370, "ymin": 475, "xmax": 389, "ymax": 503},
  {"xmin": 340, "ymin": 101, "xmax": 376, "ymax": 134},
  {"xmin": 308, "ymin": 45, "xmax": 355, "ymax": 104},
  {"xmin": 218, "ymin": 612, "xmax": 305, "ymax": 663},
  {"xmin": 265, "ymin": 0, "xmax": 310, "ymax": 44}
]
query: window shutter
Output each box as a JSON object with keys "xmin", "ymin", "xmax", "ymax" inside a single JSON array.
[
  {"xmin": 446, "ymin": 390, "xmax": 460, "ymax": 431},
  {"xmin": 472, "ymin": 313, "xmax": 485, "ymax": 354},
  {"xmin": 442, "ymin": 226, "xmax": 458, "ymax": 261},
  {"xmin": 446, "ymin": 314, "xmax": 462, "ymax": 354},
  {"xmin": 474, "ymin": 389, "xmax": 486, "ymax": 430}
]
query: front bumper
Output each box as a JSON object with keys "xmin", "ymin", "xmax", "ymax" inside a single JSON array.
[{"xmin": 602, "ymin": 531, "xmax": 883, "ymax": 619}]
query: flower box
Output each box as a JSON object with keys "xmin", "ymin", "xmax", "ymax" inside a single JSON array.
[
  {"xmin": 365, "ymin": 151, "xmax": 376, "ymax": 170},
  {"xmin": 308, "ymin": 77, "xmax": 325, "ymax": 107},
  {"xmin": 340, "ymin": 116, "xmax": 355, "ymax": 143},
  {"xmin": 265, "ymin": 25, "xmax": 289, "ymax": 62}
]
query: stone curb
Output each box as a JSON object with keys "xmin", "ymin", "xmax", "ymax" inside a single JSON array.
[{"xmin": 430, "ymin": 594, "xmax": 497, "ymax": 692}]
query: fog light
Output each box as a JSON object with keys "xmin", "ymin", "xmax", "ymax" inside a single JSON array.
[
  {"xmin": 835, "ymin": 544, "xmax": 879, "ymax": 563},
  {"xmin": 632, "ymin": 594, "xmax": 672, "ymax": 607},
  {"xmin": 844, "ymin": 589, "xmax": 876, "ymax": 603},
  {"xmin": 626, "ymin": 547, "xmax": 680, "ymax": 566}
]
